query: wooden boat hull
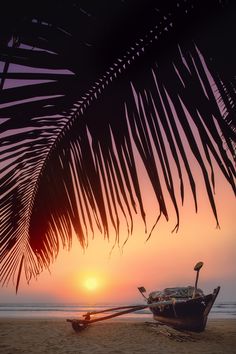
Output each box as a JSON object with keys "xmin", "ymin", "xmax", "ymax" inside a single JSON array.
[{"xmin": 149, "ymin": 286, "xmax": 220, "ymax": 332}]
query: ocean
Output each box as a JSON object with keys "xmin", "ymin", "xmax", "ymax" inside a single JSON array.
[{"xmin": 0, "ymin": 302, "xmax": 235, "ymax": 319}]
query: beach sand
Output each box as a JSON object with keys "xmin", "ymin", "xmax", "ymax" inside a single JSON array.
[{"xmin": 0, "ymin": 318, "xmax": 235, "ymax": 354}]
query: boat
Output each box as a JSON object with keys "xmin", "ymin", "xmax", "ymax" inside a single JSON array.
[
  {"xmin": 67, "ymin": 261, "xmax": 220, "ymax": 332},
  {"xmin": 142, "ymin": 286, "xmax": 220, "ymax": 332},
  {"xmin": 138, "ymin": 262, "xmax": 220, "ymax": 332}
]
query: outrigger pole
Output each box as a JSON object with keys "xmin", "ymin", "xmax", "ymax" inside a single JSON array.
[{"xmin": 67, "ymin": 304, "xmax": 148, "ymax": 332}]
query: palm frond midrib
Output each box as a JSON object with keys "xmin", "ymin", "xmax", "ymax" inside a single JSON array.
[{"xmin": 23, "ymin": 9, "xmax": 181, "ymax": 236}]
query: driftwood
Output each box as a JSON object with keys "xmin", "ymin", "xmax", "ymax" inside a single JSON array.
[{"xmin": 145, "ymin": 322, "xmax": 197, "ymax": 342}]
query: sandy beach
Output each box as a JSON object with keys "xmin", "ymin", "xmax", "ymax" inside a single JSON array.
[{"xmin": 0, "ymin": 318, "xmax": 235, "ymax": 354}]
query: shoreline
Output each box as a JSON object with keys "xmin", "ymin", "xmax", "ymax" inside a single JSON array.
[{"xmin": 0, "ymin": 318, "xmax": 235, "ymax": 353}]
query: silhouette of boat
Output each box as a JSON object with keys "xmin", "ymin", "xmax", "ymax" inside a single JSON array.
[{"xmin": 142, "ymin": 285, "xmax": 220, "ymax": 332}]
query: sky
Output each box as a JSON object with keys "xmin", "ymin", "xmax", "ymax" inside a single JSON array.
[
  {"xmin": 0, "ymin": 12, "xmax": 235, "ymax": 305},
  {"xmin": 1, "ymin": 157, "xmax": 235, "ymax": 304}
]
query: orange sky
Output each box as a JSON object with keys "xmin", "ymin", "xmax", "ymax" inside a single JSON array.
[{"xmin": 1, "ymin": 160, "xmax": 235, "ymax": 304}]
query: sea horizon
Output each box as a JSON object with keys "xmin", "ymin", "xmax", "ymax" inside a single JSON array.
[{"xmin": 0, "ymin": 301, "xmax": 235, "ymax": 320}]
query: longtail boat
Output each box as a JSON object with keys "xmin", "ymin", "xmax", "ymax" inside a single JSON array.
[{"xmin": 67, "ymin": 262, "xmax": 220, "ymax": 332}]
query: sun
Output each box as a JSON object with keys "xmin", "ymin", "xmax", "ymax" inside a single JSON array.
[{"xmin": 84, "ymin": 277, "xmax": 98, "ymax": 291}]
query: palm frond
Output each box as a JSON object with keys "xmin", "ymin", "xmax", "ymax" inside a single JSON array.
[{"xmin": 0, "ymin": 0, "xmax": 235, "ymax": 289}]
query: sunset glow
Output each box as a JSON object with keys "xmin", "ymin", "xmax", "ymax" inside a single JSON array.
[{"xmin": 84, "ymin": 278, "xmax": 98, "ymax": 291}]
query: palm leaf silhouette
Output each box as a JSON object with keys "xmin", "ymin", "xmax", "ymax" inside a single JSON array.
[{"xmin": 0, "ymin": 1, "xmax": 235, "ymax": 292}]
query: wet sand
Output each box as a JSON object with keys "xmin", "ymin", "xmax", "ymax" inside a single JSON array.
[{"xmin": 0, "ymin": 318, "xmax": 235, "ymax": 353}]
